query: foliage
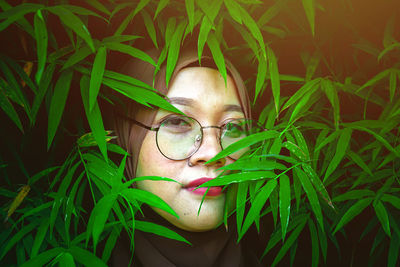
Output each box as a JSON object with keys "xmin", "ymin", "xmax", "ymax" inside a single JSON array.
[{"xmin": 0, "ymin": 0, "xmax": 399, "ymax": 266}]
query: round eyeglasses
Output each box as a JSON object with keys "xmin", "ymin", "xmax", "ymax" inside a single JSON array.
[{"xmin": 125, "ymin": 114, "xmax": 264, "ymax": 161}]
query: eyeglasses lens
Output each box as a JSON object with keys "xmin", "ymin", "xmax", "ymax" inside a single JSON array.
[{"xmin": 157, "ymin": 116, "xmax": 261, "ymax": 160}]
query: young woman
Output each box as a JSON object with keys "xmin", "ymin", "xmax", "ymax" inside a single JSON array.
[{"xmin": 112, "ymin": 49, "xmax": 263, "ymax": 266}]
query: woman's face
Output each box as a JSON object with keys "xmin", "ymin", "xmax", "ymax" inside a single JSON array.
[{"xmin": 135, "ymin": 67, "xmax": 244, "ymax": 231}]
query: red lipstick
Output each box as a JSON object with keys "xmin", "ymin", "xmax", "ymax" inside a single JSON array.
[{"xmin": 184, "ymin": 178, "xmax": 222, "ymax": 196}]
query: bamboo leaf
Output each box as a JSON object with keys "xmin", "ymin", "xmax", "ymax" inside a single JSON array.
[
  {"xmin": 282, "ymin": 78, "xmax": 320, "ymax": 111},
  {"xmin": 333, "ymin": 189, "xmax": 375, "ymax": 202},
  {"xmin": 19, "ymin": 247, "xmax": 65, "ymax": 267},
  {"xmin": 373, "ymin": 200, "xmax": 391, "ymax": 237},
  {"xmin": 271, "ymin": 218, "xmax": 307, "ymax": 267},
  {"xmin": 389, "ymin": 69, "xmax": 397, "ymax": 102},
  {"xmin": 92, "ymin": 193, "xmax": 117, "ymax": 249},
  {"xmin": 132, "ymin": 0, "xmax": 151, "ymax": 17},
  {"xmin": 34, "ymin": 9, "xmax": 48, "ymax": 84},
  {"xmin": 323, "ymin": 128, "xmax": 352, "ymax": 182},
  {"xmin": 207, "ymin": 130, "xmax": 279, "ymax": 163},
  {"xmin": 0, "ymin": 86, "xmax": 23, "ymax": 132},
  {"xmin": 224, "ymin": 0, "xmax": 242, "ymax": 24},
  {"xmin": 61, "ymin": 46, "xmax": 92, "ymax": 70},
  {"xmin": 388, "ymin": 227, "xmax": 400, "ymax": 267},
  {"xmin": 32, "ymin": 63, "xmax": 55, "ymax": 122},
  {"xmin": 105, "ymin": 43, "xmax": 155, "ymax": 66},
  {"xmin": 121, "ymin": 188, "xmax": 178, "ymax": 218},
  {"xmin": 166, "ymin": 21, "xmax": 186, "ymax": 86},
  {"xmin": 83, "ymin": 0, "xmax": 110, "ymax": 15},
  {"xmin": 0, "ymin": 3, "xmax": 43, "ymax": 31},
  {"xmin": 135, "ymin": 220, "xmax": 191, "ymax": 244},
  {"xmin": 236, "ymin": 181, "xmax": 249, "ymax": 233},
  {"xmin": 47, "ymin": 69, "xmax": 73, "ymax": 149},
  {"xmin": 347, "ymin": 150, "xmax": 373, "ymax": 176},
  {"xmin": 67, "ymin": 246, "xmax": 108, "ymax": 267},
  {"xmin": 57, "ymin": 252, "xmax": 75, "ymax": 267},
  {"xmin": 295, "ymin": 167, "xmax": 324, "ymax": 231},
  {"xmin": 301, "ymin": 0, "xmax": 315, "ymax": 36},
  {"xmin": 185, "ymin": 0, "xmax": 195, "ymax": 33},
  {"xmin": 308, "ymin": 219, "xmax": 319, "ymax": 267},
  {"xmin": 47, "ymin": 6, "xmax": 95, "ymax": 52},
  {"xmin": 381, "ymin": 194, "xmax": 400, "ymax": 210},
  {"xmin": 279, "ymin": 174, "xmax": 291, "ymax": 241},
  {"xmin": 333, "ymin": 198, "xmax": 372, "ymax": 234},
  {"xmin": 201, "ymin": 171, "xmax": 277, "ymax": 187},
  {"xmin": 89, "ymin": 46, "xmax": 107, "ymax": 111},
  {"xmin": 239, "ymin": 179, "xmax": 277, "ymax": 240},
  {"xmin": 356, "ymin": 69, "xmax": 390, "ymax": 92},
  {"xmin": 206, "ymin": 32, "xmax": 227, "ymax": 84},
  {"xmin": 378, "ymin": 42, "xmax": 400, "ymax": 61},
  {"xmin": 268, "ymin": 46, "xmax": 280, "ymax": 113},
  {"xmin": 30, "ymin": 219, "xmax": 50, "ymax": 257},
  {"xmin": 322, "ymin": 79, "xmax": 340, "ymax": 130},
  {"xmin": 154, "ymin": 0, "xmax": 169, "ymax": 19},
  {"xmin": 197, "ymin": 15, "xmax": 212, "ymax": 64},
  {"xmin": 141, "ymin": 10, "xmax": 158, "ymax": 48},
  {"xmin": 254, "ymin": 55, "xmax": 267, "ymax": 103}
]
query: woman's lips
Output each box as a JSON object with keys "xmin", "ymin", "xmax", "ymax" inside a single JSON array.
[{"xmin": 184, "ymin": 177, "xmax": 223, "ymax": 196}]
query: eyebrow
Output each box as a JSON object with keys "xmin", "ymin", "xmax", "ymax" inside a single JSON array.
[{"xmin": 167, "ymin": 97, "xmax": 243, "ymax": 113}]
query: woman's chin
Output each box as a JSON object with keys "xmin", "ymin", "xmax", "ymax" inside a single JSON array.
[{"xmin": 153, "ymin": 207, "xmax": 224, "ymax": 232}]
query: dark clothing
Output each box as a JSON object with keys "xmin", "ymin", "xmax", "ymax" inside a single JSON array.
[{"xmin": 111, "ymin": 207, "xmax": 263, "ymax": 267}]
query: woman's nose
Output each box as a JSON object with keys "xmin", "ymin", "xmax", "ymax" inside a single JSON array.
[{"xmin": 187, "ymin": 128, "xmax": 226, "ymax": 167}]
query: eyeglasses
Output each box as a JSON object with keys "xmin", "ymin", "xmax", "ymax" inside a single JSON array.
[{"xmin": 124, "ymin": 114, "xmax": 263, "ymax": 161}]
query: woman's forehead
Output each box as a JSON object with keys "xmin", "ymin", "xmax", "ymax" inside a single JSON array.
[{"xmin": 166, "ymin": 67, "xmax": 242, "ymax": 107}]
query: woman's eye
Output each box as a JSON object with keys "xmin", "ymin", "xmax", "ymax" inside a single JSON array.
[
  {"xmin": 224, "ymin": 122, "xmax": 245, "ymax": 137},
  {"xmin": 162, "ymin": 117, "xmax": 192, "ymax": 132}
]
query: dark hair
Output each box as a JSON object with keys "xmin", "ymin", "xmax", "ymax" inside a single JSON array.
[{"xmin": 114, "ymin": 48, "xmax": 251, "ymax": 178}]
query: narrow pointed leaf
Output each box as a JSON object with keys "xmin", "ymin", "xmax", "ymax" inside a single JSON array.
[
  {"xmin": 389, "ymin": 70, "xmax": 397, "ymax": 102},
  {"xmin": 19, "ymin": 247, "xmax": 65, "ymax": 267},
  {"xmin": 347, "ymin": 150, "xmax": 373, "ymax": 176},
  {"xmin": 282, "ymin": 78, "xmax": 320, "ymax": 111},
  {"xmin": 323, "ymin": 128, "xmax": 352, "ymax": 182},
  {"xmin": 356, "ymin": 69, "xmax": 390, "ymax": 92},
  {"xmin": 206, "ymin": 32, "xmax": 227, "ymax": 84},
  {"xmin": 67, "ymin": 246, "xmax": 107, "ymax": 267},
  {"xmin": 268, "ymin": 46, "xmax": 280, "ymax": 113},
  {"xmin": 185, "ymin": 0, "xmax": 195, "ymax": 33},
  {"xmin": 166, "ymin": 21, "xmax": 186, "ymax": 86},
  {"xmin": 141, "ymin": 10, "xmax": 158, "ymax": 48},
  {"xmin": 207, "ymin": 130, "xmax": 279, "ymax": 163},
  {"xmin": 105, "ymin": 43, "xmax": 155, "ymax": 66},
  {"xmin": 240, "ymin": 179, "xmax": 277, "ymax": 240},
  {"xmin": 279, "ymin": 174, "xmax": 291, "ymax": 241},
  {"xmin": 224, "ymin": 0, "xmax": 242, "ymax": 24},
  {"xmin": 301, "ymin": 0, "xmax": 315, "ymax": 35},
  {"xmin": 135, "ymin": 220, "xmax": 191, "ymax": 244},
  {"xmin": 197, "ymin": 15, "xmax": 212, "ymax": 63},
  {"xmin": 89, "ymin": 46, "xmax": 107, "ymax": 111},
  {"xmin": 30, "ymin": 219, "xmax": 50, "ymax": 258},
  {"xmin": 47, "ymin": 69, "xmax": 73, "ymax": 149},
  {"xmin": 91, "ymin": 193, "xmax": 117, "ymax": 248},
  {"xmin": 154, "ymin": 0, "xmax": 169, "ymax": 19},
  {"xmin": 295, "ymin": 167, "xmax": 324, "ymax": 231},
  {"xmin": 34, "ymin": 9, "xmax": 48, "ymax": 84},
  {"xmin": 373, "ymin": 200, "xmax": 391, "ymax": 237},
  {"xmin": 308, "ymin": 219, "xmax": 319, "ymax": 267},
  {"xmin": 47, "ymin": 6, "xmax": 95, "ymax": 51},
  {"xmin": 0, "ymin": 87, "xmax": 23, "ymax": 132},
  {"xmin": 333, "ymin": 198, "xmax": 372, "ymax": 234}
]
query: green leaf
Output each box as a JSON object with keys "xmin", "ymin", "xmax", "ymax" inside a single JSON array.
[
  {"xmin": 57, "ymin": 252, "xmax": 75, "ymax": 267},
  {"xmin": 207, "ymin": 130, "xmax": 279, "ymax": 163},
  {"xmin": 308, "ymin": 219, "xmax": 319, "ymax": 267},
  {"xmin": 292, "ymin": 127, "xmax": 310, "ymax": 160},
  {"xmin": 83, "ymin": 0, "xmax": 111, "ymax": 15},
  {"xmin": 47, "ymin": 69, "xmax": 73, "ymax": 149},
  {"xmin": 333, "ymin": 198, "xmax": 372, "ymax": 234},
  {"xmin": 121, "ymin": 188, "xmax": 178, "ymax": 218},
  {"xmin": 388, "ymin": 227, "xmax": 400, "ymax": 267},
  {"xmin": 254, "ymin": 56, "xmax": 267, "ymax": 103},
  {"xmin": 219, "ymin": 157, "xmax": 286, "ymax": 171},
  {"xmin": 356, "ymin": 69, "xmax": 391, "ymax": 93},
  {"xmin": 19, "ymin": 247, "xmax": 65, "ymax": 267},
  {"xmin": 322, "ymin": 79, "xmax": 340, "ymax": 130},
  {"xmin": 91, "ymin": 193, "xmax": 117, "ymax": 249},
  {"xmin": 165, "ymin": 21, "xmax": 186, "ymax": 86},
  {"xmin": 323, "ymin": 128, "xmax": 352, "ymax": 182},
  {"xmin": 279, "ymin": 174, "xmax": 291, "ymax": 241},
  {"xmin": 0, "ymin": 86, "xmax": 23, "ymax": 132},
  {"xmin": 389, "ymin": 69, "xmax": 397, "ymax": 102},
  {"xmin": 224, "ymin": 0, "xmax": 242, "ymax": 24},
  {"xmin": 135, "ymin": 220, "xmax": 191, "ymax": 244},
  {"xmin": 0, "ymin": 221, "xmax": 39, "ymax": 261},
  {"xmin": 282, "ymin": 78, "xmax": 320, "ymax": 111},
  {"xmin": 47, "ymin": 6, "xmax": 95, "ymax": 52},
  {"xmin": 271, "ymin": 218, "xmax": 307, "ymax": 267},
  {"xmin": 185, "ymin": 0, "xmax": 195, "ymax": 33},
  {"xmin": 378, "ymin": 42, "xmax": 400, "ymax": 61},
  {"xmin": 301, "ymin": 0, "xmax": 315, "ymax": 35},
  {"xmin": 141, "ymin": 10, "xmax": 158, "ymax": 48},
  {"xmin": 89, "ymin": 46, "xmax": 107, "ymax": 111},
  {"xmin": 381, "ymin": 194, "xmax": 400, "ymax": 210},
  {"xmin": 30, "ymin": 219, "xmax": 50, "ymax": 257},
  {"xmin": 347, "ymin": 150, "xmax": 373, "ymax": 176},
  {"xmin": 32, "ymin": 63, "xmax": 55, "ymax": 122},
  {"xmin": 239, "ymin": 179, "xmax": 277, "ymax": 240},
  {"xmin": 61, "ymin": 46, "xmax": 92, "ymax": 70},
  {"xmin": 206, "ymin": 32, "xmax": 227, "ymax": 84},
  {"xmin": 0, "ymin": 3, "xmax": 43, "ymax": 31},
  {"xmin": 267, "ymin": 46, "xmax": 280, "ymax": 113},
  {"xmin": 197, "ymin": 15, "xmax": 213, "ymax": 63},
  {"xmin": 201, "ymin": 171, "xmax": 277, "ymax": 187},
  {"xmin": 295, "ymin": 167, "xmax": 324, "ymax": 231},
  {"xmin": 132, "ymin": 0, "xmax": 151, "ymax": 17},
  {"xmin": 154, "ymin": 0, "xmax": 169, "ymax": 19},
  {"xmin": 236, "ymin": 181, "xmax": 249, "ymax": 233},
  {"xmin": 67, "ymin": 246, "xmax": 108, "ymax": 267},
  {"xmin": 105, "ymin": 42, "xmax": 155, "ymax": 66},
  {"xmin": 101, "ymin": 226, "xmax": 121, "ymax": 262},
  {"xmin": 373, "ymin": 200, "xmax": 391, "ymax": 237},
  {"xmin": 333, "ymin": 189, "xmax": 375, "ymax": 202},
  {"xmin": 34, "ymin": 9, "xmax": 48, "ymax": 84}
]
